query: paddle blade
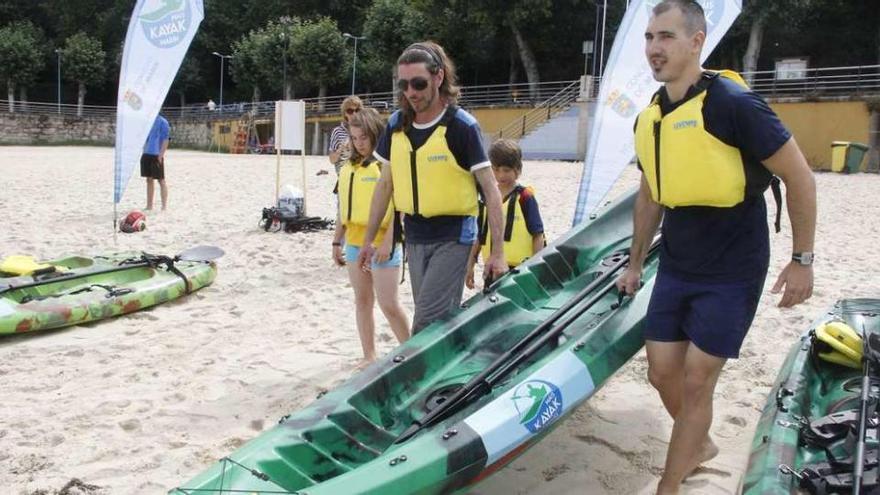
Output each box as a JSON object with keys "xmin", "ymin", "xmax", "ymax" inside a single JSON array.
[{"xmin": 177, "ymin": 245, "xmax": 225, "ymax": 262}]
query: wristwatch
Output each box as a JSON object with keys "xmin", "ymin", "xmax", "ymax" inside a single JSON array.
[{"xmin": 792, "ymin": 252, "xmax": 814, "ymax": 266}]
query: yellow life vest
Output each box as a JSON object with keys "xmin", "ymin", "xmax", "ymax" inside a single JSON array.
[
  {"xmin": 338, "ymin": 158, "xmax": 392, "ymax": 246},
  {"xmin": 478, "ymin": 185, "xmax": 541, "ymax": 267},
  {"xmin": 634, "ymin": 70, "xmax": 767, "ymax": 208},
  {"xmin": 389, "ymin": 106, "xmax": 479, "ymax": 218}
]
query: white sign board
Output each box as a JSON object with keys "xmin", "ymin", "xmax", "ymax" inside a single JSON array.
[{"xmin": 275, "ymin": 100, "xmax": 305, "ymax": 151}]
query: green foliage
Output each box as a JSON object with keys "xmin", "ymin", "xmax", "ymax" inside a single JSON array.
[
  {"xmin": 60, "ymin": 32, "xmax": 105, "ymax": 86},
  {"xmin": 230, "ymin": 18, "xmax": 300, "ymax": 99},
  {"xmin": 359, "ymin": 0, "xmax": 428, "ymax": 89},
  {"xmin": 172, "ymin": 55, "xmax": 205, "ymax": 98},
  {"xmin": 0, "ymin": 21, "xmax": 47, "ymax": 89},
  {"xmin": 289, "ymin": 17, "xmax": 347, "ymax": 91},
  {"xmin": 0, "ymin": 0, "xmax": 877, "ymax": 104}
]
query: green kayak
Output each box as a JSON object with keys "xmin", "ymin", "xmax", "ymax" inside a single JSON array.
[
  {"xmin": 172, "ymin": 190, "xmax": 660, "ymax": 495},
  {"xmin": 0, "ymin": 248, "xmax": 219, "ymax": 334},
  {"xmin": 743, "ymin": 298, "xmax": 880, "ymax": 494}
]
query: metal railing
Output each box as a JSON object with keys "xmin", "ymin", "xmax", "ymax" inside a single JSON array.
[
  {"xmin": 2, "ymin": 65, "xmax": 879, "ymax": 120},
  {"xmin": 0, "ymin": 79, "xmax": 591, "ymax": 121},
  {"xmin": 747, "ymin": 64, "xmax": 880, "ymax": 98},
  {"xmin": 494, "ymin": 80, "xmax": 582, "ymax": 141}
]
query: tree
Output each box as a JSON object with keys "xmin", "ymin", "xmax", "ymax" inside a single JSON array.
[
  {"xmin": 230, "ymin": 28, "xmax": 269, "ymax": 103},
  {"xmin": 290, "ymin": 17, "xmax": 347, "ymax": 104},
  {"xmin": 289, "ymin": 16, "xmax": 347, "ymax": 154},
  {"xmin": 60, "ymin": 32, "xmax": 106, "ymax": 117},
  {"xmin": 230, "ymin": 18, "xmax": 301, "ymax": 104},
  {"xmin": 739, "ymin": 0, "xmax": 814, "ymax": 83},
  {"xmin": 0, "ymin": 21, "xmax": 47, "ymax": 113},
  {"xmin": 263, "ymin": 18, "xmax": 300, "ymax": 100},
  {"xmin": 360, "ymin": 0, "xmax": 428, "ymax": 92},
  {"xmin": 170, "ymin": 55, "xmax": 205, "ymax": 112}
]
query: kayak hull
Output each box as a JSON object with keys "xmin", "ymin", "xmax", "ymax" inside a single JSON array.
[
  {"xmin": 173, "ymin": 190, "xmax": 658, "ymax": 495},
  {"xmin": 742, "ymin": 298, "xmax": 880, "ymax": 494},
  {"xmin": 0, "ymin": 253, "xmax": 217, "ymax": 334}
]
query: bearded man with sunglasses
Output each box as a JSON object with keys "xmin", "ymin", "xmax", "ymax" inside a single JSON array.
[{"xmin": 359, "ymin": 41, "xmax": 508, "ymax": 333}]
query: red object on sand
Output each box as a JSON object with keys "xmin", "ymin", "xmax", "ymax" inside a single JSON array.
[{"xmin": 119, "ymin": 210, "xmax": 147, "ymax": 233}]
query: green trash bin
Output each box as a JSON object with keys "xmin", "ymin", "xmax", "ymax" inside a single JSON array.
[{"xmin": 831, "ymin": 141, "xmax": 870, "ymax": 173}]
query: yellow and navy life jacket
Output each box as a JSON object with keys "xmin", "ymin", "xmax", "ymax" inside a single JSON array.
[
  {"xmin": 634, "ymin": 70, "xmax": 782, "ymax": 230},
  {"xmin": 389, "ymin": 106, "xmax": 479, "ymax": 218},
  {"xmin": 338, "ymin": 157, "xmax": 393, "ymax": 245},
  {"xmin": 477, "ymin": 185, "xmax": 543, "ymax": 267}
]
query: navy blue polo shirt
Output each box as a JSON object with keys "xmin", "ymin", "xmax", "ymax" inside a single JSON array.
[
  {"xmin": 374, "ymin": 106, "xmax": 489, "ymax": 244},
  {"xmin": 640, "ymin": 76, "xmax": 791, "ymax": 282}
]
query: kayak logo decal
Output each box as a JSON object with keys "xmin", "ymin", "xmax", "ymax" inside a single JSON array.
[
  {"xmin": 140, "ymin": 0, "xmax": 192, "ymax": 48},
  {"xmin": 512, "ymin": 380, "xmax": 563, "ymax": 433}
]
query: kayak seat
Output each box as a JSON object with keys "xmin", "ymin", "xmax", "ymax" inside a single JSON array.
[{"xmin": 0, "ymin": 255, "xmax": 55, "ymax": 276}]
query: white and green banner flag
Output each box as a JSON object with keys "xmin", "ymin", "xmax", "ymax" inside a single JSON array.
[
  {"xmin": 572, "ymin": 0, "xmax": 742, "ymax": 224},
  {"xmin": 113, "ymin": 0, "xmax": 204, "ymax": 204}
]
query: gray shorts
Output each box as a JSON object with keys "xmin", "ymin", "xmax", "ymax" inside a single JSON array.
[{"xmin": 407, "ymin": 241, "xmax": 472, "ymax": 333}]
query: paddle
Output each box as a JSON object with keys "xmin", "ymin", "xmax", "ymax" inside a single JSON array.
[
  {"xmin": 394, "ymin": 237, "xmax": 660, "ymax": 444},
  {"xmin": 854, "ymin": 329, "xmax": 880, "ymax": 494},
  {"xmin": 0, "ymin": 245, "xmax": 224, "ymax": 296}
]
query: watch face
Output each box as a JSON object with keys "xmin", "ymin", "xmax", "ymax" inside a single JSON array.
[{"xmin": 794, "ymin": 252, "xmax": 814, "ymax": 265}]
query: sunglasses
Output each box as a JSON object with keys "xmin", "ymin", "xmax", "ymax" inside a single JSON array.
[
  {"xmin": 396, "ymin": 77, "xmax": 430, "ymax": 92},
  {"xmin": 345, "ymin": 108, "xmax": 358, "ymax": 115}
]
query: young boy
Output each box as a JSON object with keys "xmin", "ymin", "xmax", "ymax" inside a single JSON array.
[{"xmin": 466, "ymin": 139, "xmax": 545, "ymax": 289}]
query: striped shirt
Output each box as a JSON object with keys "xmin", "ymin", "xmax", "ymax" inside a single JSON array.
[{"xmin": 329, "ymin": 123, "xmax": 350, "ymax": 174}]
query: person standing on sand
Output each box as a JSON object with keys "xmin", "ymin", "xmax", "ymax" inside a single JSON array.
[
  {"xmin": 332, "ymin": 108, "xmax": 410, "ymax": 367},
  {"xmin": 141, "ymin": 114, "xmax": 170, "ymax": 211},
  {"xmin": 358, "ymin": 41, "xmax": 508, "ymax": 334},
  {"xmin": 615, "ymin": 1, "xmax": 817, "ymax": 493}
]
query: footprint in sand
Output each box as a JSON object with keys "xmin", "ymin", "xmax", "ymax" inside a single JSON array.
[
  {"xmin": 129, "ymin": 312, "xmax": 160, "ymax": 321},
  {"xmin": 723, "ymin": 414, "xmax": 748, "ymax": 428},
  {"xmin": 542, "ymin": 463, "xmax": 571, "ymax": 481},
  {"xmin": 119, "ymin": 419, "xmax": 141, "ymax": 432}
]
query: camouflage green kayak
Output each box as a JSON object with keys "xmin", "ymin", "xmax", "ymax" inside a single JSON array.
[
  {"xmin": 743, "ymin": 298, "xmax": 880, "ymax": 494},
  {"xmin": 0, "ymin": 248, "xmax": 219, "ymax": 334},
  {"xmin": 172, "ymin": 190, "xmax": 660, "ymax": 495}
]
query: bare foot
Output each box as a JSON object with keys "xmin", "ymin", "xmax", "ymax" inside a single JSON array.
[
  {"xmin": 686, "ymin": 437, "xmax": 719, "ymax": 478},
  {"xmin": 354, "ymin": 358, "xmax": 375, "ymax": 370}
]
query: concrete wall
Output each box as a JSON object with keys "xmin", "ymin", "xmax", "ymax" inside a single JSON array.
[
  {"xmin": 0, "ymin": 113, "xmax": 217, "ymax": 151},
  {"xmin": 0, "ymin": 113, "xmax": 114, "ymax": 145}
]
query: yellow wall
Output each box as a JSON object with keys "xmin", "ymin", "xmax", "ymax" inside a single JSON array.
[
  {"xmin": 470, "ymin": 108, "xmax": 533, "ymax": 134},
  {"xmin": 770, "ymin": 101, "xmax": 871, "ymax": 170}
]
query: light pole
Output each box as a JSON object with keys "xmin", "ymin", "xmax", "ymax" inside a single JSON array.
[
  {"xmin": 212, "ymin": 51, "xmax": 232, "ymax": 112},
  {"xmin": 582, "ymin": 41, "xmax": 594, "ymax": 77},
  {"xmin": 54, "ymin": 48, "xmax": 62, "ymax": 114},
  {"xmin": 343, "ymin": 33, "xmax": 366, "ymax": 95},
  {"xmin": 280, "ymin": 32, "xmax": 289, "ymax": 100}
]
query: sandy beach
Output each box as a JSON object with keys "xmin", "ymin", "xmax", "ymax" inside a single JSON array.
[{"xmin": 2, "ymin": 145, "xmax": 879, "ymax": 494}]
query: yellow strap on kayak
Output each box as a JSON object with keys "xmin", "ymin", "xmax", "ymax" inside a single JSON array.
[{"xmin": 0, "ymin": 255, "xmax": 53, "ymax": 276}]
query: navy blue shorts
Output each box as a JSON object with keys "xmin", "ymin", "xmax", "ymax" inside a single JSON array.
[{"xmin": 644, "ymin": 271, "xmax": 765, "ymax": 359}]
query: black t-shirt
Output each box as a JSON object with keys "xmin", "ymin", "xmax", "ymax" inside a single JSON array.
[
  {"xmin": 643, "ymin": 75, "xmax": 792, "ymax": 282},
  {"xmin": 374, "ymin": 106, "xmax": 489, "ymax": 244}
]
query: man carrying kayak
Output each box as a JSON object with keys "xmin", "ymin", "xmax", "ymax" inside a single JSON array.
[
  {"xmin": 615, "ymin": 1, "xmax": 817, "ymax": 493},
  {"xmin": 359, "ymin": 41, "xmax": 507, "ymax": 333}
]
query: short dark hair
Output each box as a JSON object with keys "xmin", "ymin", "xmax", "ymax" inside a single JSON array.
[
  {"xmin": 489, "ymin": 139, "xmax": 523, "ymax": 173},
  {"xmin": 652, "ymin": 0, "xmax": 707, "ymax": 35}
]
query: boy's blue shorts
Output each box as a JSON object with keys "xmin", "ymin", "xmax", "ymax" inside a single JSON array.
[
  {"xmin": 644, "ymin": 270, "xmax": 765, "ymax": 359},
  {"xmin": 344, "ymin": 243, "xmax": 402, "ymax": 269}
]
